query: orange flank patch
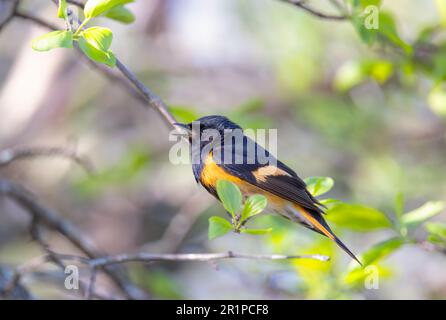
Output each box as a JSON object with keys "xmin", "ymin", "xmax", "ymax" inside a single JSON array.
[
  {"xmin": 293, "ymin": 203, "xmax": 335, "ymax": 240},
  {"xmin": 200, "ymin": 153, "xmax": 244, "ymax": 189},
  {"xmin": 200, "ymin": 153, "xmax": 293, "ymax": 212}
]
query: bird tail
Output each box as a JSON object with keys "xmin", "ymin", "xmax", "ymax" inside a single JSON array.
[
  {"xmin": 295, "ymin": 204, "xmax": 362, "ymax": 266},
  {"xmin": 332, "ymin": 234, "xmax": 362, "ymax": 266}
]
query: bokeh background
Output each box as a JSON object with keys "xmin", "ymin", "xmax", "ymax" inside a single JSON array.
[{"xmin": 0, "ymin": 0, "xmax": 446, "ymax": 299}]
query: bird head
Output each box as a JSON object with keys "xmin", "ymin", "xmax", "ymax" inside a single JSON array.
[{"xmin": 174, "ymin": 115, "xmax": 241, "ymax": 139}]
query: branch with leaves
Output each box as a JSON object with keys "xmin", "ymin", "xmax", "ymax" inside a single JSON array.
[{"xmin": 29, "ymin": 0, "xmax": 178, "ymax": 127}]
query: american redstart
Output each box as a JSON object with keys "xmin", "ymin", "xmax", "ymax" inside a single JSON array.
[{"xmin": 175, "ymin": 115, "xmax": 361, "ymax": 265}]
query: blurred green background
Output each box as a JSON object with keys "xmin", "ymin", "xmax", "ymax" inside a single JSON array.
[{"xmin": 0, "ymin": 0, "xmax": 446, "ymax": 299}]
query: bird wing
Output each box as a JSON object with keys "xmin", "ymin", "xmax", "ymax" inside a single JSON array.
[{"xmin": 215, "ymin": 136, "xmax": 324, "ymax": 215}]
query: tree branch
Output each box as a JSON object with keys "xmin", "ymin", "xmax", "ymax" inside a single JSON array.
[
  {"xmin": 0, "ymin": 265, "xmax": 34, "ymax": 300},
  {"xmin": 279, "ymin": 0, "xmax": 348, "ymax": 20},
  {"xmin": 51, "ymin": 250, "xmax": 330, "ymax": 267},
  {"xmin": 0, "ymin": 0, "xmax": 19, "ymax": 32},
  {"xmin": 66, "ymin": 0, "xmax": 84, "ymax": 7},
  {"xmin": 14, "ymin": 10, "xmax": 59, "ymax": 30},
  {"xmin": 0, "ymin": 179, "xmax": 149, "ymax": 300},
  {"xmin": 16, "ymin": 2, "xmax": 177, "ymax": 128},
  {"xmin": 0, "ymin": 146, "xmax": 94, "ymax": 174}
]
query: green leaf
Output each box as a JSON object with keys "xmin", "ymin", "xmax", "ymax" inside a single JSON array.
[
  {"xmin": 426, "ymin": 223, "xmax": 446, "ymax": 246},
  {"xmin": 436, "ymin": 0, "xmax": 446, "ymax": 27},
  {"xmin": 208, "ymin": 216, "xmax": 232, "ymax": 240},
  {"xmin": 216, "ymin": 180, "xmax": 242, "ymax": 217},
  {"xmin": 425, "ymin": 222, "xmax": 446, "ymax": 240},
  {"xmin": 75, "ymin": 146, "xmax": 150, "ymax": 197},
  {"xmin": 84, "ymin": 0, "xmax": 134, "ymax": 19},
  {"xmin": 401, "ymin": 201, "xmax": 445, "ymax": 228},
  {"xmin": 240, "ymin": 228, "xmax": 272, "ymax": 235},
  {"xmin": 304, "ymin": 177, "xmax": 334, "ymax": 197},
  {"xmin": 32, "ymin": 30, "xmax": 73, "ymax": 52},
  {"xmin": 334, "ymin": 59, "xmax": 393, "ymax": 91},
  {"xmin": 351, "ymin": 8, "xmax": 412, "ymax": 55},
  {"xmin": 352, "ymin": 11, "xmax": 378, "ymax": 45},
  {"xmin": 241, "ymin": 194, "xmax": 267, "ymax": 221},
  {"xmin": 351, "ymin": 0, "xmax": 382, "ymax": 8},
  {"xmin": 81, "ymin": 27, "xmax": 113, "ymax": 51},
  {"xmin": 428, "ymin": 85, "xmax": 446, "ymax": 117},
  {"xmin": 359, "ymin": 238, "xmax": 404, "ymax": 266},
  {"xmin": 344, "ymin": 264, "xmax": 392, "ymax": 287},
  {"xmin": 325, "ymin": 203, "xmax": 391, "ymax": 231},
  {"xmin": 345, "ymin": 237, "xmax": 404, "ymax": 280},
  {"xmin": 334, "ymin": 61, "xmax": 365, "ymax": 91},
  {"xmin": 369, "ymin": 60, "xmax": 393, "ymax": 84},
  {"xmin": 235, "ymin": 98, "xmax": 265, "ymax": 113},
  {"xmin": 319, "ymin": 198, "xmax": 342, "ymax": 208},
  {"xmin": 105, "ymin": 5, "xmax": 135, "ymax": 24},
  {"xmin": 169, "ymin": 106, "xmax": 199, "ymax": 123},
  {"xmin": 78, "ymin": 32, "xmax": 116, "ymax": 67},
  {"xmin": 378, "ymin": 12, "xmax": 413, "ymax": 55},
  {"xmin": 344, "ymin": 237, "xmax": 403, "ymax": 286},
  {"xmin": 58, "ymin": 0, "xmax": 68, "ymax": 19},
  {"xmin": 394, "ymin": 192, "xmax": 405, "ymax": 221}
]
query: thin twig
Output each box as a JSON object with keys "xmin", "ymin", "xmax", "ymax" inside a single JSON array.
[
  {"xmin": 0, "ymin": 265, "xmax": 34, "ymax": 300},
  {"xmin": 115, "ymin": 59, "xmax": 177, "ymax": 127},
  {"xmin": 0, "ymin": 146, "xmax": 95, "ymax": 174},
  {"xmin": 0, "ymin": 0, "xmax": 19, "ymax": 32},
  {"xmin": 51, "ymin": 251, "xmax": 330, "ymax": 267},
  {"xmin": 16, "ymin": 4, "xmax": 178, "ymax": 128},
  {"xmin": 67, "ymin": 0, "xmax": 84, "ymax": 8},
  {"xmin": 418, "ymin": 241, "xmax": 446, "ymax": 255},
  {"xmin": 279, "ymin": 0, "xmax": 348, "ymax": 20},
  {"xmin": 0, "ymin": 179, "xmax": 149, "ymax": 300},
  {"xmin": 14, "ymin": 11, "xmax": 59, "ymax": 30},
  {"xmin": 143, "ymin": 193, "xmax": 213, "ymax": 253},
  {"xmin": 50, "ymin": 0, "xmax": 177, "ymax": 127},
  {"xmin": 86, "ymin": 266, "xmax": 97, "ymax": 300}
]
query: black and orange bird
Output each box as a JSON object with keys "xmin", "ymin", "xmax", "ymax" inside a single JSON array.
[{"xmin": 175, "ymin": 115, "xmax": 361, "ymax": 265}]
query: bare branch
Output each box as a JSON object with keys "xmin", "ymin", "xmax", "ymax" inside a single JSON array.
[
  {"xmin": 279, "ymin": 0, "xmax": 348, "ymax": 20},
  {"xmin": 14, "ymin": 10, "xmax": 59, "ymax": 30},
  {"xmin": 54, "ymin": 251, "xmax": 330, "ymax": 267},
  {"xmin": 0, "ymin": 0, "xmax": 19, "ymax": 32},
  {"xmin": 418, "ymin": 241, "xmax": 446, "ymax": 256},
  {"xmin": 0, "ymin": 146, "xmax": 95, "ymax": 174},
  {"xmin": 143, "ymin": 193, "xmax": 213, "ymax": 253},
  {"xmin": 86, "ymin": 266, "xmax": 98, "ymax": 300},
  {"xmin": 0, "ymin": 179, "xmax": 149, "ymax": 300},
  {"xmin": 0, "ymin": 265, "xmax": 34, "ymax": 300},
  {"xmin": 67, "ymin": 0, "xmax": 84, "ymax": 8},
  {"xmin": 115, "ymin": 59, "xmax": 177, "ymax": 127}
]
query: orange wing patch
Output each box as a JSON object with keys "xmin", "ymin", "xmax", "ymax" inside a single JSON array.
[{"xmin": 253, "ymin": 165, "xmax": 291, "ymax": 182}]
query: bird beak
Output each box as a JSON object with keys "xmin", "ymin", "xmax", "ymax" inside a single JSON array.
[{"xmin": 174, "ymin": 122, "xmax": 192, "ymax": 134}]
